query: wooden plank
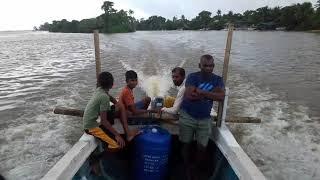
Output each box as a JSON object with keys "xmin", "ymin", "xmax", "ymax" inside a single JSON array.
[
  {"xmin": 222, "ymin": 117, "xmax": 261, "ymax": 124},
  {"xmin": 52, "ymin": 107, "xmax": 261, "ymax": 124},
  {"xmin": 222, "ymin": 24, "xmax": 234, "ymax": 85},
  {"xmin": 217, "ymin": 24, "xmax": 234, "ymax": 127},
  {"xmin": 53, "ymin": 107, "xmax": 84, "ymax": 117}
]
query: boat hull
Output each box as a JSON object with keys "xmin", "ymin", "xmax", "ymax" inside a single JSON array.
[{"xmin": 41, "ymin": 123, "xmax": 265, "ymax": 180}]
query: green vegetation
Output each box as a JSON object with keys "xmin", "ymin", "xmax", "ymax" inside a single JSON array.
[
  {"xmin": 137, "ymin": 2, "xmax": 320, "ymax": 31},
  {"xmin": 39, "ymin": 1, "xmax": 320, "ymax": 33},
  {"xmin": 39, "ymin": 1, "xmax": 136, "ymax": 33}
]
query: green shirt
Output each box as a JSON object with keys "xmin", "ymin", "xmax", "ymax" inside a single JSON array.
[{"xmin": 83, "ymin": 87, "xmax": 110, "ymax": 129}]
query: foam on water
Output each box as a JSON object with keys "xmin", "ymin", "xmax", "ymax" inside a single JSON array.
[
  {"xmin": 120, "ymin": 60, "xmax": 183, "ymax": 98},
  {"xmin": 0, "ymin": 32, "xmax": 94, "ymax": 179},
  {"xmin": 0, "ymin": 75, "xmax": 90, "ymax": 179},
  {"xmin": 0, "ymin": 112, "xmax": 74, "ymax": 179},
  {"xmin": 228, "ymin": 74, "xmax": 320, "ymax": 179}
]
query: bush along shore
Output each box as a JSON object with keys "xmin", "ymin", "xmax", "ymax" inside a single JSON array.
[{"xmin": 37, "ymin": 1, "xmax": 320, "ymax": 33}]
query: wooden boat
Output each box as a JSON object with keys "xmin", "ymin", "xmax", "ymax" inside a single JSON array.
[
  {"xmin": 41, "ymin": 88, "xmax": 266, "ymax": 180},
  {"xmin": 41, "ymin": 25, "xmax": 265, "ymax": 180}
]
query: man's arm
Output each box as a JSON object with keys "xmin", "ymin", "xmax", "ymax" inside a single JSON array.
[
  {"xmin": 99, "ymin": 95, "xmax": 115, "ymax": 133},
  {"xmin": 127, "ymin": 105, "xmax": 157, "ymax": 115},
  {"xmin": 183, "ymin": 73, "xmax": 203, "ymax": 101},
  {"xmin": 100, "ymin": 111, "xmax": 125, "ymax": 148},
  {"xmin": 108, "ymin": 94, "xmax": 118, "ymax": 105},
  {"xmin": 100, "ymin": 111, "xmax": 120, "ymax": 136},
  {"xmin": 184, "ymin": 85, "xmax": 201, "ymax": 101},
  {"xmin": 196, "ymin": 87, "xmax": 225, "ymax": 101}
]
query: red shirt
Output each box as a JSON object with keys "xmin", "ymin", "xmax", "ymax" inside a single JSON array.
[{"xmin": 119, "ymin": 86, "xmax": 134, "ymax": 111}]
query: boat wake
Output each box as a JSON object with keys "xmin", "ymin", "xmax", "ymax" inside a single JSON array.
[
  {"xmin": 120, "ymin": 60, "xmax": 186, "ymax": 98},
  {"xmin": 228, "ymin": 73, "xmax": 320, "ymax": 179}
]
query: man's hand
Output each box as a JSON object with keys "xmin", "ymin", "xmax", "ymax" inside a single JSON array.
[
  {"xmin": 195, "ymin": 88, "xmax": 206, "ymax": 97},
  {"xmin": 127, "ymin": 129, "xmax": 141, "ymax": 142},
  {"xmin": 115, "ymin": 135, "xmax": 125, "ymax": 148},
  {"xmin": 153, "ymin": 108, "xmax": 162, "ymax": 116},
  {"xmin": 148, "ymin": 109, "xmax": 160, "ymax": 113},
  {"xmin": 190, "ymin": 89, "xmax": 200, "ymax": 98},
  {"xmin": 185, "ymin": 86, "xmax": 203, "ymax": 101},
  {"xmin": 196, "ymin": 87, "xmax": 225, "ymax": 101},
  {"xmin": 107, "ymin": 94, "xmax": 118, "ymax": 105}
]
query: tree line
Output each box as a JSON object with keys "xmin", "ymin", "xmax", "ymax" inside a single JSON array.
[
  {"xmin": 38, "ymin": 1, "xmax": 320, "ymax": 33},
  {"xmin": 137, "ymin": 1, "xmax": 320, "ymax": 31},
  {"xmin": 38, "ymin": 1, "xmax": 135, "ymax": 33}
]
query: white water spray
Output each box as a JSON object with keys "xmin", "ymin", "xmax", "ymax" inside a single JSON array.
[{"xmin": 120, "ymin": 60, "xmax": 182, "ymax": 98}]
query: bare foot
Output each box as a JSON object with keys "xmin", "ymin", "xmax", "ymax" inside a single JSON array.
[{"xmin": 126, "ymin": 129, "xmax": 141, "ymax": 141}]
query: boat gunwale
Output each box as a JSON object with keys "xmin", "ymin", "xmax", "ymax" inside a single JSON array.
[{"xmin": 41, "ymin": 135, "xmax": 98, "ymax": 180}]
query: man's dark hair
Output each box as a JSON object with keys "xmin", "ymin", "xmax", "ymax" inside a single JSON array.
[
  {"xmin": 172, "ymin": 67, "xmax": 185, "ymax": 77},
  {"xmin": 97, "ymin": 71, "xmax": 113, "ymax": 89},
  {"xmin": 0, "ymin": 174, "xmax": 6, "ymax": 180},
  {"xmin": 125, "ymin": 70, "xmax": 137, "ymax": 82},
  {"xmin": 200, "ymin": 54, "xmax": 214, "ymax": 62}
]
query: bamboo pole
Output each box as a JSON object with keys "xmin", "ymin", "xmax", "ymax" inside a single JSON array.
[
  {"xmin": 93, "ymin": 30, "xmax": 101, "ymax": 80},
  {"xmin": 53, "ymin": 107, "xmax": 261, "ymax": 124},
  {"xmin": 217, "ymin": 23, "xmax": 234, "ymax": 127},
  {"xmin": 222, "ymin": 24, "xmax": 234, "ymax": 85}
]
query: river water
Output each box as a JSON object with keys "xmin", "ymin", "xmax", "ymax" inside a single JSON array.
[{"xmin": 0, "ymin": 30, "xmax": 319, "ymax": 180}]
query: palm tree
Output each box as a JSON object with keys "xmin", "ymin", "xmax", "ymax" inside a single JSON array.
[
  {"xmin": 216, "ymin": 9, "xmax": 222, "ymax": 21},
  {"xmin": 217, "ymin": 9, "xmax": 222, "ymax": 17},
  {"xmin": 101, "ymin": 1, "xmax": 115, "ymax": 15},
  {"xmin": 101, "ymin": 1, "xmax": 117, "ymax": 32},
  {"xmin": 128, "ymin": 9, "xmax": 134, "ymax": 16},
  {"xmin": 316, "ymin": 0, "xmax": 320, "ymax": 9}
]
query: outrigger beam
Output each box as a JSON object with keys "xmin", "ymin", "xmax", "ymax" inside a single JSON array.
[{"xmin": 53, "ymin": 106, "xmax": 261, "ymax": 124}]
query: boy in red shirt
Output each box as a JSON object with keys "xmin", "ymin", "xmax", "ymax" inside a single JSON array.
[
  {"xmin": 83, "ymin": 72, "xmax": 139, "ymax": 151},
  {"xmin": 119, "ymin": 70, "xmax": 155, "ymax": 115}
]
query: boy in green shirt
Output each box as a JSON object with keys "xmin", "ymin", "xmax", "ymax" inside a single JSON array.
[{"xmin": 83, "ymin": 71, "xmax": 139, "ymax": 150}]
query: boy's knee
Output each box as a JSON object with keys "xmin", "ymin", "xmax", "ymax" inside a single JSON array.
[
  {"xmin": 197, "ymin": 143, "xmax": 207, "ymax": 153},
  {"xmin": 144, "ymin": 97, "xmax": 151, "ymax": 103},
  {"xmin": 197, "ymin": 138, "xmax": 209, "ymax": 149},
  {"xmin": 114, "ymin": 102, "xmax": 120, "ymax": 108},
  {"xmin": 118, "ymin": 102, "xmax": 125, "ymax": 108}
]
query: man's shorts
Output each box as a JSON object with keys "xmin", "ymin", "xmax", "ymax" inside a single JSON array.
[
  {"xmin": 85, "ymin": 125, "xmax": 119, "ymax": 149},
  {"xmin": 179, "ymin": 110, "xmax": 212, "ymax": 147}
]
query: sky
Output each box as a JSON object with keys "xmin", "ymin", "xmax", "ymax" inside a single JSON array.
[{"xmin": 0, "ymin": 0, "xmax": 317, "ymax": 31}]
